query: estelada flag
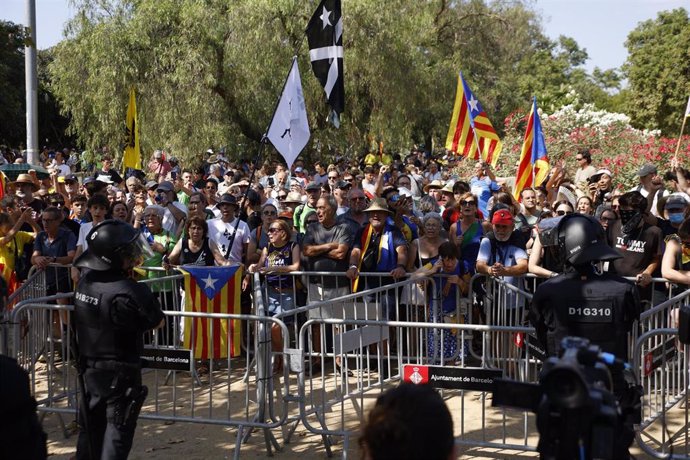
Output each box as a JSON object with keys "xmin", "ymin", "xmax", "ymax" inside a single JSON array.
[
  {"xmin": 179, "ymin": 265, "xmax": 243, "ymax": 359},
  {"xmin": 513, "ymin": 97, "xmax": 549, "ymax": 200},
  {"xmin": 445, "ymin": 72, "xmax": 503, "ymax": 167}
]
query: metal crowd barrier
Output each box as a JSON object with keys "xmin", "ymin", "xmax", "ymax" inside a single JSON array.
[
  {"xmin": 7, "ymin": 262, "xmax": 690, "ymax": 459},
  {"xmin": 5, "ymin": 269, "xmax": 294, "ymax": 460}
]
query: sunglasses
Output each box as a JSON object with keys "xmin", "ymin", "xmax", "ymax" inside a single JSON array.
[
  {"xmin": 267, "ymin": 227, "xmax": 282, "ymax": 233},
  {"xmin": 350, "ymin": 197, "xmax": 366, "ymax": 202},
  {"xmin": 600, "ymin": 217, "xmax": 617, "ymax": 223},
  {"xmin": 263, "ymin": 211, "xmax": 277, "ymax": 216},
  {"xmin": 461, "ymin": 200, "xmax": 476, "ymax": 206},
  {"xmin": 328, "ymin": 176, "xmax": 339, "ymax": 180},
  {"xmin": 556, "ymin": 210, "xmax": 574, "ymax": 216},
  {"xmin": 344, "ymin": 178, "xmax": 354, "ymax": 182},
  {"xmin": 278, "ymin": 195, "xmax": 287, "ymax": 200}
]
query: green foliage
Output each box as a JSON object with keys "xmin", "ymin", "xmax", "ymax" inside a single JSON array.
[
  {"xmin": 623, "ymin": 8, "xmax": 690, "ymax": 135},
  {"xmin": 0, "ymin": 21, "xmax": 28, "ymax": 146},
  {"xmin": 49, "ymin": 0, "xmax": 624, "ymax": 168}
]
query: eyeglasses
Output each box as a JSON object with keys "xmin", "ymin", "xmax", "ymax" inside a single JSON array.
[
  {"xmin": 556, "ymin": 210, "xmax": 574, "ymax": 216},
  {"xmin": 461, "ymin": 200, "xmax": 476, "ymax": 206},
  {"xmin": 328, "ymin": 176, "xmax": 339, "ymax": 180},
  {"xmin": 263, "ymin": 211, "xmax": 277, "ymax": 216},
  {"xmin": 278, "ymin": 195, "xmax": 287, "ymax": 200},
  {"xmin": 267, "ymin": 227, "xmax": 282, "ymax": 233}
]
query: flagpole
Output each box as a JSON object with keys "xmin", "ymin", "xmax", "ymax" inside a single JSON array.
[
  {"xmin": 673, "ymin": 116, "xmax": 688, "ymax": 163},
  {"xmin": 223, "ymin": 56, "xmax": 300, "ymax": 260}
]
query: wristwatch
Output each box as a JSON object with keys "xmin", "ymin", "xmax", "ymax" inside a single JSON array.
[{"xmin": 349, "ymin": 265, "xmax": 358, "ymax": 270}]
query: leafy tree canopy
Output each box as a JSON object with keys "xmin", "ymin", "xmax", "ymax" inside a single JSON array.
[
  {"xmin": 623, "ymin": 7, "xmax": 690, "ymax": 135},
  {"xmin": 49, "ymin": 0, "xmax": 620, "ymax": 165}
]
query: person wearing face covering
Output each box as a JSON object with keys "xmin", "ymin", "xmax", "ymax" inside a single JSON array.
[{"xmin": 609, "ymin": 191, "xmax": 663, "ymax": 303}]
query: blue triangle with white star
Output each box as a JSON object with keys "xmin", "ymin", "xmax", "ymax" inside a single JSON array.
[{"xmin": 181, "ymin": 265, "xmax": 241, "ymax": 298}]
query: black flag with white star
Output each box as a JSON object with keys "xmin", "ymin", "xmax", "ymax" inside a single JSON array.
[{"xmin": 306, "ymin": 0, "xmax": 344, "ymax": 127}]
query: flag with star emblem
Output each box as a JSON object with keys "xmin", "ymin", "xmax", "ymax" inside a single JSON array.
[
  {"xmin": 513, "ymin": 97, "xmax": 549, "ymax": 200},
  {"xmin": 306, "ymin": 0, "xmax": 344, "ymax": 127},
  {"xmin": 180, "ymin": 265, "xmax": 243, "ymax": 359},
  {"xmin": 445, "ymin": 72, "xmax": 503, "ymax": 167},
  {"xmin": 266, "ymin": 57, "xmax": 311, "ymax": 170}
]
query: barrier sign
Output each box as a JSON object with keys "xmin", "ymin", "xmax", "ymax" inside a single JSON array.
[
  {"xmin": 643, "ymin": 338, "xmax": 677, "ymax": 377},
  {"xmin": 402, "ymin": 364, "xmax": 503, "ymax": 391},
  {"xmin": 141, "ymin": 347, "xmax": 193, "ymax": 371}
]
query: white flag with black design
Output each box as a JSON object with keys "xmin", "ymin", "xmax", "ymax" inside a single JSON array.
[
  {"xmin": 266, "ymin": 58, "xmax": 311, "ymax": 170},
  {"xmin": 306, "ymin": 0, "xmax": 344, "ymax": 127}
]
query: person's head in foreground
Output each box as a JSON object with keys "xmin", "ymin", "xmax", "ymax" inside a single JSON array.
[{"xmin": 359, "ymin": 383, "xmax": 456, "ymax": 460}]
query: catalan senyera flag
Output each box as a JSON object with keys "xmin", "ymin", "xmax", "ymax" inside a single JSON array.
[
  {"xmin": 180, "ymin": 265, "xmax": 243, "ymax": 359},
  {"xmin": 513, "ymin": 97, "xmax": 549, "ymax": 201},
  {"xmin": 0, "ymin": 171, "xmax": 6, "ymax": 200},
  {"xmin": 445, "ymin": 72, "xmax": 503, "ymax": 167},
  {"xmin": 122, "ymin": 87, "xmax": 142, "ymax": 171}
]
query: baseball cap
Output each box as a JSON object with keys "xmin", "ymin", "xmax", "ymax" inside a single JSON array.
[
  {"xmin": 153, "ymin": 150, "xmax": 163, "ymax": 159},
  {"xmin": 637, "ymin": 163, "xmax": 658, "ymax": 177},
  {"xmin": 294, "ymin": 166, "xmax": 304, "ymax": 173},
  {"xmin": 305, "ymin": 182, "xmax": 321, "ymax": 191},
  {"xmin": 665, "ymin": 193, "xmax": 690, "ymax": 210},
  {"xmin": 145, "ymin": 180, "xmax": 158, "ymax": 190},
  {"xmin": 491, "ymin": 209, "xmax": 514, "ymax": 226},
  {"xmin": 156, "ymin": 181, "xmax": 174, "ymax": 192},
  {"xmin": 64, "ymin": 174, "xmax": 78, "ymax": 183},
  {"xmin": 590, "ymin": 169, "xmax": 613, "ymax": 182}
]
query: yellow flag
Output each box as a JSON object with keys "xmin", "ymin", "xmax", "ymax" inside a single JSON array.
[{"xmin": 122, "ymin": 87, "xmax": 141, "ymax": 171}]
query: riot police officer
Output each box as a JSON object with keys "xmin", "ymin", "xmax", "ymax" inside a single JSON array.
[
  {"xmin": 529, "ymin": 214, "xmax": 641, "ymax": 458},
  {"xmin": 72, "ymin": 220, "xmax": 165, "ymax": 459}
]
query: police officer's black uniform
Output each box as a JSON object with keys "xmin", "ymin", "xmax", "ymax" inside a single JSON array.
[
  {"xmin": 72, "ymin": 220, "xmax": 164, "ymax": 460},
  {"xmin": 529, "ymin": 214, "xmax": 641, "ymax": 459}
]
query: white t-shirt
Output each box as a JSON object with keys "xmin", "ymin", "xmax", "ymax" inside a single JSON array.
[
  {"xmin": 161, "ymin": 202, "xmax": 188, "ymax": 235},
  {"xmin": 207, "ymin": 217, "xmax": 251, "ymax": 263},
  {"xmin": 77, "ymin": 222, "xmax": 95, "ymax": 251}
]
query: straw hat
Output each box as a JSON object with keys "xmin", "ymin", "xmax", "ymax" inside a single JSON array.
[
  {"xmin": 13, "ymin": 174, "xmax": 38, "ymax": 191},
  {"xmin": 423, "ymin": 180, "xmax": 443, "ymax": 193},
  {"xmin": 363, "ymin": 198, "xmax": 393, "ymax": 214},
  {"xmin": 282, "ymin": 191, "xmax": 304, "ymax": 205}
]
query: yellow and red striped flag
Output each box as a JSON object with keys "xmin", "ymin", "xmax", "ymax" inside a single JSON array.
[
  {"xmin": 0, "ymin": 171, "xmax": 6, "ymax": 200},
  {"xmin": 445, "ymin": 72, "xmax": 503, "ymax": 167},
  {"xmin": 513, "ymin": 97, "xmax": 549, "ymax": 200},
  {"xmin": 180, "ymin": 265, "xmax": 243, "ymax": 359}
]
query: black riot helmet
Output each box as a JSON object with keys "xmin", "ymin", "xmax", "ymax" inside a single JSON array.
[
  {"xmin": 74, "ymin": 220, "xmax": 153, "ymax": 271},
  {"xmin": 557, "ymin": 214, "xmax": 621, "ymax": 266}
]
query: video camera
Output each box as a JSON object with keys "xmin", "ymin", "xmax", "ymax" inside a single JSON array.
[{"xmin": 492, "ymin": 337, "xmax": 633, "ymax": 460}]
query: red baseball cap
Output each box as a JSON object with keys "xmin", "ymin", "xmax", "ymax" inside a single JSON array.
[{"xmin": 491, "ymin": 209, "xmax": 514, "ymax": 226}]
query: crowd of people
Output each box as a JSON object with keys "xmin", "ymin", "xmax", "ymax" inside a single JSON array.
[{"xmin": 1, "ymin": 145, "xmax": 690, "ymax": 337}]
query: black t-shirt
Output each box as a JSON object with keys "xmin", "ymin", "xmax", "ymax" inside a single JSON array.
[
  {"xmin": 610, "ymin": 220, "xmax": 662, "ymax": 277},
  {"xmin": 94, "ymin": 168, "xmax": 123, "ymax": 185}
]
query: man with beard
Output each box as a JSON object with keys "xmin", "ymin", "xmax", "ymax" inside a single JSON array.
[
  {"xmin": 476, "ymin": 209, "xmax": 528, "ymax": 317},
  {"xmin": 610, "ymin": 191, "xmax": 662, "ymax": 302},
  {"xmin": 632, "ymin": 163, "xmax": 668, "ymax": 218},
  {"xmin": 346, "ymin": 198, "xmax": 408, "ymax": 319}
]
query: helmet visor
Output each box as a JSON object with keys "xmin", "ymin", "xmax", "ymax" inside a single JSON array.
[{"xmin": 120, "ymin": 231, "xmax": 155, "ymax": 264}]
